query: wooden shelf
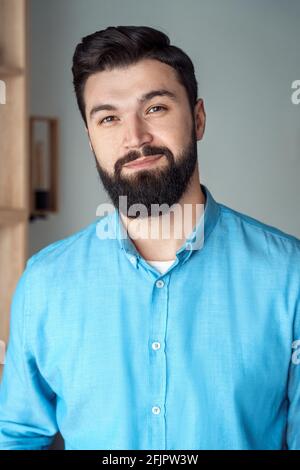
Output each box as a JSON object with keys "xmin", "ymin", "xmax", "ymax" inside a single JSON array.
[
  {"xmin": 0, "ymin": 207, "xmax": 28, "ymax": 225},
  {"xmin": 0, "ymin": 0, "xmax": 28, "ymax": 383},
  {"xmin": 0, "ymin": 65, "xmax": 24, "ymax": 77}
]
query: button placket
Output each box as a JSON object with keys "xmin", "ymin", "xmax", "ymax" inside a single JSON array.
[{"xmin": 149, "ymin": 275, "xmax": 169, "ymax": 450}]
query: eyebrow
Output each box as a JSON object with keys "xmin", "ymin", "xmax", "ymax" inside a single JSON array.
[{"xmin": 89, "ymin": 88, "xmax": 179, "ymax": 120}]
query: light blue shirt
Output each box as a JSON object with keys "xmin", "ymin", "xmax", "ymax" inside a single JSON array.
[{"xmin": 0, "ymin": 184, "xmax": 299, "ymax": 450}]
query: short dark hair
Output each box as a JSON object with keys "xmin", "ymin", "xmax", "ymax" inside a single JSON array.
[{"xmin": 72, "ymin": 25, "xmax": 198, "ymax": 126}]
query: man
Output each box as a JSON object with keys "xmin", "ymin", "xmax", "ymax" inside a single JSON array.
[{"xmin": 0, "ymin": 25, "xmax": 299, "ymax": 450}]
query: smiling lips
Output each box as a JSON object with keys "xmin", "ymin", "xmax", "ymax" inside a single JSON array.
[{"xmin": 124, "ymin": 154, "xmax": 163, "ymax": 169}]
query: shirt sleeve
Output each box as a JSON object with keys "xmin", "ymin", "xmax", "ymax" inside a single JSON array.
[
  {"xmin": 0, "ymin": 264, "xmax": 58, "ymax": 450},
  {"xmin": 286, "ymin": 295, "xmax": 300, "ymax": 450}
]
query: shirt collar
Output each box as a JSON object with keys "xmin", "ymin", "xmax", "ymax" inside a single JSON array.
[{"xmin": 103, "ymin": 183, "xmax": 220, "ymax": 265}]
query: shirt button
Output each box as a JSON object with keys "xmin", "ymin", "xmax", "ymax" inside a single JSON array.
[
  {"xmin": 129, "ymin": 255, "xmax": 136, "ymax": 264},
  {"xmin": 152, "ymin": 341, "xmax": 161, "ymax": 351},
  {"xmin": 152, "ymin": 406, "xmax": 161, "ymax": 415},
  {"xmin": 156, "ymin": 280, "xmax": 164, "ymax": 288}
]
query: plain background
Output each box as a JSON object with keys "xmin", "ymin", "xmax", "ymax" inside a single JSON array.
[{"xmin": 28, "ymin": 0, "xmax": 300, "ymax": 449}]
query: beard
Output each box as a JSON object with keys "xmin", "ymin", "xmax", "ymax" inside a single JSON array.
[{"xmin": 92, "ymin": 126, "xmax": 198, "ymax": 219}]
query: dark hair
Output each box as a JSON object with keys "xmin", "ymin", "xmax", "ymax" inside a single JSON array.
[{"xmin": 72, "ymin": 25, "xmax": 198, "ymax": 126}]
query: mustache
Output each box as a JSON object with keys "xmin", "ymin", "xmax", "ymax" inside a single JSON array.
[{"xmin": 115, "ymin": 145, "xmax": 173, "ymax": 173}]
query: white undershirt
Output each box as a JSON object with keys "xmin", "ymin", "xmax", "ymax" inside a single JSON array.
[{"xmin": 146, "ymin": 259, "xmax": 175, "ymax": 274}]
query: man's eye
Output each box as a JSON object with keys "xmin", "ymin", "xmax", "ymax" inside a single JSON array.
[
  {"xmin": 148, "ymin": 105, "xmax": 166, "ymax": 114},
  {"xmin": 99, "ymin": 106, "xmax": 166, "ymax": 125},
  {"xmin": 100, "ymin": 115, "xmax": 117, "ymax": 124}
]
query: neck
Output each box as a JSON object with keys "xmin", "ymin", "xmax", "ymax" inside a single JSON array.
[{"xmin": 119, "ymin": 165, "xmax": 206, "ymax": 261}]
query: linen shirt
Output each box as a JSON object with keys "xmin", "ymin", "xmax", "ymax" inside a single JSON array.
[{"xmin": 0, "ymin": 184, "xmax": 299, "ymax": 450}]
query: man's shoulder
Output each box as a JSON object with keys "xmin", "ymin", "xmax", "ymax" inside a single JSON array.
[
  {"xmin": 218, "ymin": 202, "xmax": 300, "ymax": 255},
  {"xmin": 26, "ymin": 218, "xmax": 99, "ymax": 272}
]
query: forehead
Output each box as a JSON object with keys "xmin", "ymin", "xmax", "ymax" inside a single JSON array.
[{"xmin": 84, "ymin": 59, "xmax": 187, "ymax": 110}]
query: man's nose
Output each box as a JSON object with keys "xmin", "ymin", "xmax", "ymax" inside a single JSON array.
[{"xmin": 123, "ymin": 114, "xmax": 153, "ymax": 150}]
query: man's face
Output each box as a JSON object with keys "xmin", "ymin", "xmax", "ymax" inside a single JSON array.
[{"xmin": 84, "ymin": 58, "xmax": 205, "ymax": 217}]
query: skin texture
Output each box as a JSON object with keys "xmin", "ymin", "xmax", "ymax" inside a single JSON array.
[{"xmin": 84, "ymin": 58, "xmax": 206, "ymax": 261}]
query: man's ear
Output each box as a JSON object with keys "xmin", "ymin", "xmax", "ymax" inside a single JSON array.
[{"xmin": 194, "ymin": 98, "xmax": 206, "ymax": 141}]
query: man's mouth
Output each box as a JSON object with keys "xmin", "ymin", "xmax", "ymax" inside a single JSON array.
[{"xmin": 124, "ymin": 154, "xmax": 163, "ymax": 169}]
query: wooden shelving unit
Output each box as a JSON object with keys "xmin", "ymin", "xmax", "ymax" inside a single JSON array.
[
  {"xmin": 0, "ymin": 65, "xmax": 24, "ymax": 77},
  {"xmin": 0, "ymin": 0, "xmax": 29, "ymax": 380},
  {"xmin": 0, "ymin": 208, "xmax": 28, "ymax": 226}
]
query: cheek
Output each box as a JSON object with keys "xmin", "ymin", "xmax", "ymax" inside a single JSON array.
[
  {"xmin": 158, "ymin": 124, "xmax": 190, "ymax": 152},
  {"xmin": 91, "ymin": 138, "xmax": 119, "ymax": 172},
  {"xmin": 158, "ymin": 112, "xmax": 191, "ymax": 141},
  {"xmin": 99, "ymin": 154, "xmax": 118, "ymax": 174}
]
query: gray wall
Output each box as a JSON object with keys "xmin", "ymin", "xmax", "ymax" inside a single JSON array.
[{"xmin": 29, "ymin": 0, "xmax": 300, "ymax": 257}]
